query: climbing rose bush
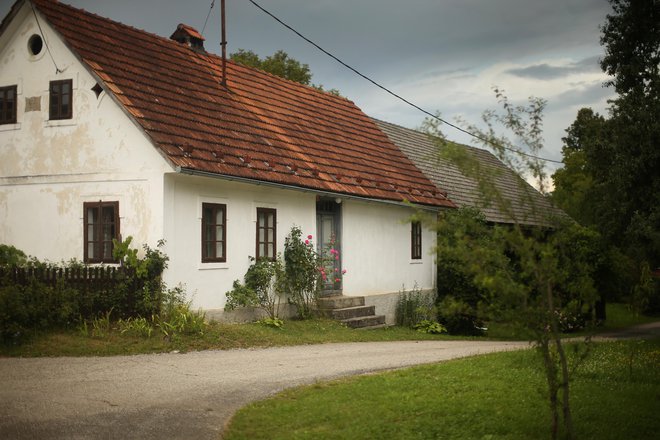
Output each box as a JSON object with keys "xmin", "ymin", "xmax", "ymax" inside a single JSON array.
[{"xmin": 284, "ymin": 227, "xmax": 322, "ymax": 319}]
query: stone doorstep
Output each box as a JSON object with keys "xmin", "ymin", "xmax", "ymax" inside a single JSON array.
[
  {"xmin": 317, "ymin": 295, "xmax": 365, "ymax": 309},
  {"xmin": 317, "ymin": 295, "xmax": 386, "ymax": 329},
  {"xmin": 319, "ymin": 305, "xmax": 376, "ymax": 320},
  {"xmin": 342, "ymin": 314, "xmax": 387, "ymax": 329}
]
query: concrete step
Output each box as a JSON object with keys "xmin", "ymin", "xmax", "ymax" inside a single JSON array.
[
  {"xmin": 319, "ymin": 305, "xmax": 376, "ymax": 320},
  {"xmin": 342, "ymin": 314, "xmax": 386, "ymax": 329},
  {"xmin": 317, "ymin": 295, "xmax": 365, "ymax": 309},
  {"xmin": 355, "ymin": 323, "xmax": 389, "ymax": 330}
]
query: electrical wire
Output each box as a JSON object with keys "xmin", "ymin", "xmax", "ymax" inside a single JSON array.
[
  {"xmin": 30, "ymin": 3, "xmax": 62, "ymax": 74},
  {"xmin": 248, "ymin": 0, "xmax": 563, "ymax": 165},
  {"xmin": 201, "ymin": 0, "xmax": 215, "ymax": 37}
]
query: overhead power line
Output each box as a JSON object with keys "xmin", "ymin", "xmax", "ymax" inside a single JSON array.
[
  {"xmin": 248, "ymin": 0, "xmax": 563, "ymax": 165},
  {"xmin": 201, "ymin": 0, "xmax": 215, "ymax": 37}
]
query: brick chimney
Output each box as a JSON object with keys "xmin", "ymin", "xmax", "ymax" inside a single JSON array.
[{"xmin": 170, "ymin": 24, "xmax": 205, "ymax": 52}]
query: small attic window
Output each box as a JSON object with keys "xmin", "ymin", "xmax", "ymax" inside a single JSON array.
[{"xmin": 28, "ymin": 34, "xmax": 43, "ymax": 56}]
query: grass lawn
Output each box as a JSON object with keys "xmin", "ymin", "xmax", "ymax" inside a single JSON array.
[
  {"xmin": 0, "ymin": 318, "xmax": 472, "ymax": 357},
  {"xmin": 224, "ymin": 338, "xmax": 660, "ymax": 440},
  {"xmin": 1, "ymin": 302, "xmax": 656, "ymax": 357},
  {"xmin": 598, "ymin": 302, "xmax": 659, "ymax": 330}
]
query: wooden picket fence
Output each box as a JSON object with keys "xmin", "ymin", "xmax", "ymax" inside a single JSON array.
[
  {"xmin": 0, "ymin": 265, "xmax": 144, "ymax": 319},
  {"xmin": 1, "ymin": 265, "xmax": 122, "ymax": 290}
]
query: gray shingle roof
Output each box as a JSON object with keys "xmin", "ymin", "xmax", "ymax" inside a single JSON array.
[{"xmin": 374, "ymin": 119, "xmax": 568, "ymax": 226}]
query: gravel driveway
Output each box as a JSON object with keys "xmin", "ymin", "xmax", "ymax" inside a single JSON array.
[{"xmin": 0, "ymin": 340, "xmax": 529, "ymax": 440}]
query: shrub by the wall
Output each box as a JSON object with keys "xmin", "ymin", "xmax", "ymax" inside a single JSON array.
[{"xmin": 0, "ymin": 238, "xmax": 169, "ymax": 343}]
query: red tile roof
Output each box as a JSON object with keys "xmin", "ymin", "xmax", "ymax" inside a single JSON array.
[{"xmin": 28, "ymin": 0, "xmax": 454, "ymax": 208}]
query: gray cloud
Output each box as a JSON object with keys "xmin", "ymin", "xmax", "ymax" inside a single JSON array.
[
  {"xmin": 506, "ymin": 56, "xmax": 601, "ymax": 80},
  {"xmin": 551, "ymin": 80, "xmax": 614, "ymax": 108}
]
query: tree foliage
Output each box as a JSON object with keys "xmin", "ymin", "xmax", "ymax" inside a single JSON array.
[
  {"xmin": 230, "ymin": 49, "xmax": 312, "ymax": 85},
  {"xmin": 551, "ymin": 108, "xmax": 604, "ymax": 226},
  {"xmin": 552, "ymin": 0, "xmax": 660, "ymax": 312},
  {"xmin": 229, "ymin": 48, "xmax": 340, "ymax": 95},
  {"xmin": 600, "ymin": 0, "xmax": 660, "ymax": 98}
]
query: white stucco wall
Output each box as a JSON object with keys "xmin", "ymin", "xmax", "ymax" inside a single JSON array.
[
  {"xmin": 163, "ymin": 174, "xmax": 438, "ymax": 312},
  {"xmin": 341, "ymin": 200, "xmax": 436, "ymax": 297},
  {"xmin": 0, "ymin": 6, "xmax": 171, "ymax": 261},
  {"xmin": 163, "ymin": 173, "xmax": 318, "ymax": 310}
]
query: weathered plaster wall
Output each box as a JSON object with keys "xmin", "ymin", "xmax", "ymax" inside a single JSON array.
[
  {"xmin": 0, "ymin": 5, "xmax": 171, "ymax": 261},
  {"xmin": 163, "ymin": 173, "xmax": 318, "ymax": 310}
]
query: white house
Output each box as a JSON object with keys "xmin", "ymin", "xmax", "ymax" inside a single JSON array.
[{"xmin": 0, "ymin": 0, "xmax": 455, "ymax": 323}]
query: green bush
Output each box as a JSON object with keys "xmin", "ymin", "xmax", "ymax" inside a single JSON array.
[
  {"xmin": 225, "ymin": 257, "xmax": 285, "ymax": 319},
  {"xmin": 112, "ymin": 237, "xmax": 169, "ymax": 317},
  {"xmin": 0, "ymin": 244, "xmax": 27, "ymax": 266},
  {"xmin": 413, "ymin": 319, "xmax": 447, "ymax": 334},
  {"xmin": 630, "ymin": 263, "xmax": 660, "ymax": 316},
  {"xmin": 0, "ymin": 238, "xmax": 169, "ymax": 343},
  {"xmin": 395, "ymin": 285, "xmax": 436, "ymax": 328},
  {"xmin": 284, "ymin": 226, "xmax": 322, "ymax": 319},
  {"xmin": 437, "ymin": 295, "xmax": 485, "ymax": 335}
]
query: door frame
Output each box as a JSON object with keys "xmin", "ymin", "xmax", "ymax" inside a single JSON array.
[{"xmin": 316, "ymin": 197, "xmax": 342, "ymax": 295}]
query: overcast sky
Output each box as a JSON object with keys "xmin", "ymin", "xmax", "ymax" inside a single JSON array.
[{"xmin": 2, "ymin": 0, "xmax": 617, "ymax": 174}]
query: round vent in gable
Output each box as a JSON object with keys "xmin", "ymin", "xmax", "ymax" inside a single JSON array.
[{"xmin": 28, "ymin": 34, "xmax": 43, "ymax": 56}]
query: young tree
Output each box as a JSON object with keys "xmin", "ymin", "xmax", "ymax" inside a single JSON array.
[{"xmin": 426, "ymin": 90, "xmax": 600, "ymax": 440}]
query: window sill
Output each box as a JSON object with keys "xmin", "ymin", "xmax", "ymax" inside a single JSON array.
[
  {"xmin": 45, "ymin": 119, "xmax": 76, "ymax": 128},
  {"xmin": 85, "ymin": 262, "xmax": 121, "ymax": 267},
  {"xmin": 198, "ymin": 262, "xmax": 229, "ymax": 271},
  {"xmin": 0, "ymin": 122, "xmax": 21, "ymax": 132},
  {"xmin": 409, "ymin": 259, "xmax": 424, "ymax": 265}
]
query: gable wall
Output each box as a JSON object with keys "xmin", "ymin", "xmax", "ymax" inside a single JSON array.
[{"xmin": 0, "ymin": 6, "xmax": 171, "ymax": 260}]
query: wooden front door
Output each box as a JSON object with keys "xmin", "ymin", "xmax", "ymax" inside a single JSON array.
[{"xmin": 316, "ymin": 198, "xmax": 342, "ymax": 295}]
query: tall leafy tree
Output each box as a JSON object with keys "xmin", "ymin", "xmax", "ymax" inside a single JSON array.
[
  {"xmin": 554, "ymin": 0, "xmax": 659, "ymax": 272},
  {"xmin": 551, "ymin": 108, "xmax": 605, "ymax": 227},
  {"xmin": 600, "ymin": 0, "xmax": 660, "ymax": 98},
  {"xmin": 230, "ymin": 49, "xmax": 340, "ymax": 95},
  {"xmin": 599, "ymin": 0, "xmax": 659, "ymax": 266},
  {"xmin": 230, "ymin": 49, "xmax": 312, "ymax": 85}
]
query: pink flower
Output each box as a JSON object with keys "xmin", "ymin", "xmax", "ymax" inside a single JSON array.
[
  {"xmin": 335, "ymin": 256, "xmax": 339, "ymax": 261},
  {"xmin": 322, "ymin": 274, "xmax": 327, "ymax": 281},
  {"xmin": 335, "ymin": 278, "xmax": 341, "ymax": 283},
  {"xmin": 307, "ymin": 235, "xmax": 313, "ymax": 240},
  {"xmin": 329, "ymin": 249, "xmax": 336, "ymax": 255},
  {"xmin": 342, "ymin": 269, "xmax": 347, "ymax": 275},
  {"xmin": 334, "ymin": 268, "xmax": 339, "ymax": 273},
  {"xmin": 305, "ymin": 240, "xmax": 310, "ymax": 245}
]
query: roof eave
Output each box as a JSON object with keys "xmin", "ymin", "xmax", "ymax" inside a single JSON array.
[{"xmin": 176, "ymin": 166, "xmax": 448, "ymax": 212}]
